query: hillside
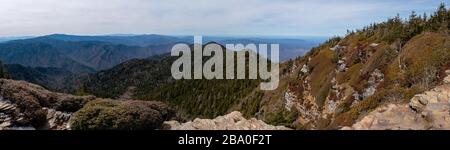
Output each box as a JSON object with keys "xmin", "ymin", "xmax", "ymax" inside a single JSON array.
[
  {"xmin": 0, "ymin": 41, "xmax": 95, "ymax": 73},
  {"xmin": 4, "ymin": 64, "xmax": 82, "ymax": 93},
  {"xmin": 83, "ymin": 44, "xmax": 265, "ymax": 119},
  {"xmin": 83, "ymin": 54, "xmax": 176, "ymax": 98},
  {"xmin": 256, "ymin": 4, "xmax": 450, "ymax": 129},
  {"xmin": 0, "ymin": 37, "xmax": 179, "ymax": 93},
  {"xmin": 0, "ymin": 38, "xmax": 175, "ymax": 72}
]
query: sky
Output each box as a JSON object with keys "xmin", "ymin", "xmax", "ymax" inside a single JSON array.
[{"xmin": 0, "ymin": 0, "xmax": 448, "ymax": 37}]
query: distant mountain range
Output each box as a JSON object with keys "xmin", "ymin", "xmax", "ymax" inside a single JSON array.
[
  {"xmin": 0, "ymin": 34, "xmax": 322, "ymax": 71},
  {"xmin": 211, "ymin": 38, "xmax": 318, "ymax": 61},
  {"xmin": 0, "ymin": 36, "xmax": 180, "ymax": 73},
  {"xmin": 39, "ymin": 34, "xmax": 193, "ymax": 47},
  {"xmin": 0, "ymin": 36, "xmax": 35, "ymax": 43},
  {"xmin": 0, "ymin": 34, "xmax": 322, "ymax": 94}
]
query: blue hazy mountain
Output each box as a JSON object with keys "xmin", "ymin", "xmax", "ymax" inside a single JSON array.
[
  {"xmin": 4, "ymin": 64, "xmax": 81, "ymax": 93},
  {"xmin": 39, "ymin": 34, "xmax": 194, "ymax": 46},
  {"xmin": 0, "ymin": 35, "xmax": 179, "ymax": 73},
  {"xmin": 39, "ymin": 34, "xmax": 323, "ymax": 61},
  {"xmin": 0, "ymin": 34, "xmax": 324, "ymax": 74},
  {"xmin": 205, "ymin": 37, "xmax": 321, "ymax": 61},
  {"xmin": 0, "ymin": 36, "xmax": 35, "ymax": 43}
]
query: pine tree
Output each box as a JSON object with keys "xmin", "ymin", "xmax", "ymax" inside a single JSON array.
[
  {"xmin": 406, "ymin": 11, "xmax": 424, "ymax": 40},
  {"xmin": 426, "ymin": 3, "xmax": 448, "ymax": 32}
]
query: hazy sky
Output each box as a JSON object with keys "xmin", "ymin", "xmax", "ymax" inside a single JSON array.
[{"xmin": 0, "ymin": 0, "xmax": 447, "ymax": 37}]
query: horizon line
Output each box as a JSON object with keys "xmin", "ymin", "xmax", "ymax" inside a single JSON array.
[{"xmin": 0, "ymin": 33, "xmax": 333, "ymax": 39}]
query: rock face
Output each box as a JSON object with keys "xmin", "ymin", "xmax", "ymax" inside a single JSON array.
[
  {"xmin": 163, "ymin": 111, "xmax": 290, "ymax": 130},
  {"xmin": 44, "ymin": 108, "xmax": 72, "ymax": 130},
  {"xmin": 345, "ymin": 70, "xmax": 450, "ymax": 130}
]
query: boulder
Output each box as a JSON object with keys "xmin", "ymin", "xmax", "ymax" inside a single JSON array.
[
  {"xmin": 163, "ymin": 111, "xmax": 290, "ymax": 130},
  {"xmin": 444, "ymin": 70, "xmax": 450, "ymax": 84}
]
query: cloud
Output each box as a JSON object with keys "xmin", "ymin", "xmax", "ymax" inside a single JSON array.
[{"xmin": 0, "ymin": 0, "xmax": 447, "ymax": 36}]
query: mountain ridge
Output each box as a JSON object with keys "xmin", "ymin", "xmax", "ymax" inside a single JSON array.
[{"xmin": 256, "ymin": 5, "xmax": 450, "ymax": 129}]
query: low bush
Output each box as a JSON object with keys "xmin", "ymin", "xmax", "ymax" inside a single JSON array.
[{"xmin": 70, "ymin": 100, "xmax": 174, "ymax": 130}]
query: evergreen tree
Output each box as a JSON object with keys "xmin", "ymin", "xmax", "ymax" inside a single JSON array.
[{"xmin": 406, "ymin": 11, "xmax": 424, "ymax": 40}]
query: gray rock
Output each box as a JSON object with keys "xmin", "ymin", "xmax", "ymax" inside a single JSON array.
[
  {"xmin": 300, "ymin": 64, "xmax": 309, "ymax": 74},
  {"xmin": 164, "ymin": 111, "xmax": 290, "ymax": 130},
  {"xmin": 444, "ymin": 70, "xmax": 450, "ymax": 84}
]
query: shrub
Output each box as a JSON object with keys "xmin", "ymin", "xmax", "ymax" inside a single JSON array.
[
  {"xmin": 265, "ymin": 108, "xmax": 298, "ymax": 127},
  {"xmin": 70, "ymin": 100, "xmax": 174, "ymax": 130},
  {"xmin": 15, "ymin": 96, "xmax": 48, "ymax": 127},
  {"xmin": 52, "ymin": 96, "xmax": 96, "ymax": 112}
]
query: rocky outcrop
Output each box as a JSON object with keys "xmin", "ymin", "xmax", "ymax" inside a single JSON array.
[
  {"xmin": 44, "ymin": 108, "xmax": 72, "ymax": 130},
  {"xmin": 300, "ymin": 64, "xmax": 309, "ymax": 74},
  {"xmin": 0, "ymin": 99, "xmax": 73, "ymax": 130},
  {"xmin": 341, "ymin": 104, "xmax": 428, "ymax": 130},
  {"xmin": 0, "ymin": 79, "xmax": 174, "ymax": 130},
  {"xmin": 362, "ymin": 69, "xmax": 384, "ymax": 98},
  {"xmin": 0, "ymin": 79, "xmax": 95, "ymax": 130},
  {"xmin": 284, "ymin": 89, "xmax": 297, "ymax": 111},
  {"xmin": 163, "ymin": 111, "xmax": 290, "ymax": 130},
  {"xmin": 344, "ymin": 70, "xmax": 450, "ymax": 130}
]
